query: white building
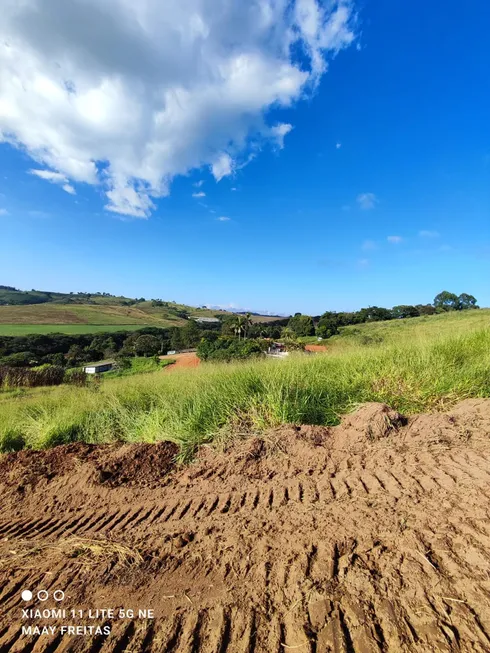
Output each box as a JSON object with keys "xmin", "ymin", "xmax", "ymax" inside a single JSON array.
[{"xmin": 83, "ymin": 360, "xmax": 115, "ymax": 374}]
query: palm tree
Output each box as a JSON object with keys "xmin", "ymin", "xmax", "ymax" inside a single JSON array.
[
  {"xmin": 243, "ymin": 312, "xmax": 253, "ymax": 339},
  {"xmin": 233, "ymin": 313, "xmax": 253, "ymax": 340},
  {"xmin": 233, "ymin": 315, "xmax": 246, "ymax": 340}
]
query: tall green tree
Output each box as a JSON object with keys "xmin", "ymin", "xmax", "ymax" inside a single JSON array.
[
  {"xmin": 287, "ymin": 313, "xmax": 315, "ymax": 337},
  {"xmin": 181, "ymin": 320, "xmax": 201, "ymax": 348},
  {"xmin": 134, "ymin": 335, "xmax": 161, "ymax": 357},
  {"xmin": 433, "ymin": 291, "xmax": 460, "ymax": 312},
  {"xmin": 457, "ymin": 293, "xmax": 478, "ymax": 310}
]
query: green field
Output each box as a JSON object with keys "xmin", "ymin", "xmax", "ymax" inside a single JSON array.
[
  {"xmin": 0, "ymin": 287, "xmax": 280, "ymax": 335},
  {"xmin": 1, "ymin": 309, "xmax": 489, "ymax": 457},
  {"xmin": 0, "ymin": 324, "xmax": 149, "ymax": 336},
  {"xmin": 104, "ymin": 356, "xmax": 176, "ymax": 378}
]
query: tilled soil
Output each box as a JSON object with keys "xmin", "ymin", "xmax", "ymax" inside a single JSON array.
[{"xmin": 1, "ymin": 400, "xmax": 490, "ymax": 652}]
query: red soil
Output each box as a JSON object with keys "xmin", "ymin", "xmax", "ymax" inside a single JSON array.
[
  {"xmin": 160, "ymin": 352, "xmax": 201, "ymax": 371},
  {"xmin": 305, "ymin": 344, "xmax": 327, "ymax": 352},
  {"xmin": 2, "ymin": 400, "xmax": 490, "ymax": 651}
]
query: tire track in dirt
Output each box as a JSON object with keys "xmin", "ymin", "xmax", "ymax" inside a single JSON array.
[{"xmin": 1, "ymin": 400, "xmax": 490, "ymax": 651}]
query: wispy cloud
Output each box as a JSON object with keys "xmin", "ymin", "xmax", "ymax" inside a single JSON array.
[
  {"xmin": 29, "ymin": 169, "xmax": 76, "ymax": 195},
  {"xmin": 336, "ymin": 142, "xmax": 342, "ymax": 149},
  {"xmin": 357, "ymin": 258, "xmax": 370, "ymax": 268},
  {"xmin": 357, "ymin": 193, "xmax": 378, "ymax": 210},
  {"xmin": 270, "ymin": 123, "xmax": 293, "ymax": 149},
  {"xmin": 217, "ymin": 216, "xmax": 230, "ymax": 222},
  {"xmin": 387, "ymin": 235, "xmax": 403, "ymax": 244},
  {"xmin": 231, "ymin": 187, "xmax": 238, "ymax": 192},
  {"xmin": 194, "ymin": 180, "xmax": 204, "ymax": 188},
  {"xmin": 419, "ymin": 230, "xmax": 440, "ymax": 238},
  {"xmin": 0, "ymin": 208, "xmax": 8, "ymax": 216},
  {"xmin": 361, "ymin": 239, "xmax": 377, "ymax": 251},
  {"xmin": 192, "ymin": 191, "xmax": 206, "ymax": 198}
]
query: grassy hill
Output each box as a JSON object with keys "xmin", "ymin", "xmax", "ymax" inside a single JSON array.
[
  {"xmin": 0, "ymin": 286, "xmax": 234, "ymax": 335},
  {"xmin": 327, "ymin": 307, "xmax": 490, "ymax": 351},
  {"xmin": 1, "ymin": 308, "xmax": 489, "ymax": 454}
]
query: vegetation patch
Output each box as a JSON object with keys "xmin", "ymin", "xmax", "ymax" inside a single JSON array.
[{"xmin": 0, "ymin": 312, "xmax": 489, "ymax": 458}]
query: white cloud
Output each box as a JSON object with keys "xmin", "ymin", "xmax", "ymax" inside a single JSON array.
[
  {"xmin": 357, "ymin": 258, "xmax": 369, "ymax": 268},
  {"xmin": 0, "ymin": 0, "xmax": 356, "ymax": 218},
  {"xmin": 217, "ymin": 216, "xmax": 230, "ymax": 221},
  {"xmin": 387, "ymin": 235, "xmax": 403, "ymax": 244},
  {"xmin": 270, "ymin": 123, "xmax": 293, "ymax": 149},
  {"xmin": 212, "ymin": 154, "xmax": 234, "ymax": 182},
  {"xmin": 194, "ymin": 180, "xmax": 204, "ymax": 188},
  {"xmin": 0, "ymin": 208, "xmax": 8, "ymax": 215},
  {"xmin": 419, "ymin": 230, "xmax": 440, "ymax": 238},
  {"xmin": 231, "ymin": 187, "xmax": 238, "ymax": 191},
  {"xmin": 357, "ymin": 193, "xmax": 378, "ymax": 210},
  {"xmin": 361, "ymin": 239, "xmax": 377, "ymax": 250},
  {"xmin": 192, "ymin": 191, "xmax": 206, "ymax": 198},
  {"xmin": 29, "ymin": 168, "xmax": 76, "ymax": 195},
  {"xmin": 336, "ymin": 142, "xmax": 342, "ymax": 149}
]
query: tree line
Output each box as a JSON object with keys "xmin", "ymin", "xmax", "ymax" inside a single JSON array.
[
  {"xmin": 287, "ymin": 292, "xmax": 478, "ymax": 339},
  {"xmin": 0, "ymin": 321, "xmax": 220, "ymax": 368},
  {"xmin": 0, "ymin": 291, "xmax": 479, "ymax": 370}
]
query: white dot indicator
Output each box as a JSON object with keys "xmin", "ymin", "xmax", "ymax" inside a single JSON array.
[
  {"xmin": 21, "ymin": 590, "xmax": 33, "ymax": 601},
  {"xmin": 53, "ymin": 590, "xmax": 64, "ymax": 602},
  {"xmin": 37, "ymin": 590, "xmax": 49, "ymax": 601}
]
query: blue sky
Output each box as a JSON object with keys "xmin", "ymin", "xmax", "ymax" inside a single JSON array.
[{"xmin": 0, "ymin": 0, "xmax": 489, "ymax": 315}]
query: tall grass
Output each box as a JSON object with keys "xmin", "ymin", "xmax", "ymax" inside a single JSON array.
[{"xmin": 1, "ymin": 322, "xmax": 489, "ymax": 458}]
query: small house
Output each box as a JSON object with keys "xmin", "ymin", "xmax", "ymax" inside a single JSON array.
[
  {"xmin": 266, "ymin": 342, "xmax": 289, "ymax": 358},
  {"xmin": 84, "ymin": 360, "xmax": 115, "ymax": 374}
]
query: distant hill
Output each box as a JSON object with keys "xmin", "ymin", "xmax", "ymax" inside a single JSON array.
[
  {"xmin": 0, "ymin": 285, "xmax": 170, "ymax": 307},
  {"xmin": 0, "ymin": 286, "xmax": 280, "ymax": 335}
]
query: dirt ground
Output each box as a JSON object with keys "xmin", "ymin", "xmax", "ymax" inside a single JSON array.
[
  {"xmin": 305, "ymin": 344, "xmax": 328, "ymax": 352},
  {"xmin": 1, "ymin": 400, "xmax": 490, "ymax": 651},
  {"xmin": 160, "ymin": 351, "xmax": 201, "ymax": 371}
]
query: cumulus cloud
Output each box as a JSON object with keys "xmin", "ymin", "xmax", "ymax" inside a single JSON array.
[
  {"xmin": 192, "ymin": 191, "xmax": 206, "ymax": 198},
  {"xmin": 387, "ymin": 235, "xmax": 403, "ymax": 244},
  {"xmin": 0, "ymin": 0, "xmax": 356, "ymax": 218},
  {"xmin": 419, "ymin": 230, "xmax": 440, "ymax": 238},
  {"xmin": 29, "ymin": 169, "xmax": 76, "ymax": 195},
  {"xmin": 357, "ymin": 193, "xmax": 377, "ymax": 210}
]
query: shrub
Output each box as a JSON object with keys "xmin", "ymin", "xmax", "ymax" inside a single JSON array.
[{"xmin": 197, "ymin": 336, "xmax": 265, "ymax": 362}]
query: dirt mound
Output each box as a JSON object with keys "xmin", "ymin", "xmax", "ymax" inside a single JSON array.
[
  {"xmin": 340, "ymin": 402, "xmax": 407, "ymax": 440},
  {"xmin": 0, "ymin": 442, "xmax": 97, "ymax": 493},
  {"xmin": 93, "ymin": 441, "xmax": 179, "ymax": 487},
  {"xmin": 1, "ymin": 400, "xmax": 490, "ymax": 652}
]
